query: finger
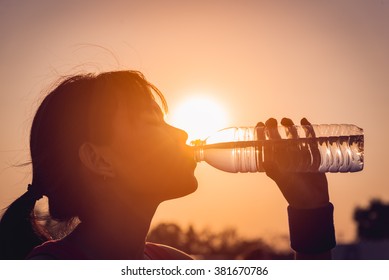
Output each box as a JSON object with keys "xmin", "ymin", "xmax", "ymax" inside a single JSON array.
[
  {"xmin": 264, "ymin": 118, "xmax": 285, "ymax": 170},
  {"xmin": 265, "ymin": 118, "xmax": 277, "ymax": 128},
  {"xmin": 255, "ymin": 122, "xmax": 266, "ymax": 172},
  {"xmin": 281, "ymin": 118, "xmax": 299, "ymax": 170},
  {"xmin": 300, "ymin": 117, "xmax": 311, "ymax": 126},
  {"xmin": 300, "ymin": 118, "xmax": 320, "ymax": 171},
  {"xmin": 301, "ymin": 117, "xmax": 315, "ymax": 138},
  {"xmin": 255, "ymin": 122, "xmax": 266, "ymax": 140},
  {"xmin": 281, "ymin": 118, "xmax": 294, "ymax": 127},
  {"xmin": 265, "ymin": 118, "xmax": 281, "ymax": 139},
  {"xmin": 281, "ymin": 117, "xmax": 298, "ymax": 139},
  {"xmin": 262, "ymin": 161, "xmax": 281, "ymax": 181}
]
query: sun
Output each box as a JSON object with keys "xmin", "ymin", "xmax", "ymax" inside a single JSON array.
[{"xmin": 167, "ymin": 95, "xmax": 229, "ymax": 143}]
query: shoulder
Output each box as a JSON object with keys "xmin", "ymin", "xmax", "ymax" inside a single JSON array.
[
  {"xmin": 26, "ymin": 238, "xmax": 86, "ymax": 260},
  {"xmin": 28, "ymin": 253, "xmax": 57, "ymax": 260},
  {"xmin": 27, "ymin": 240, "xmax": 193, "ymax": 260},
  {"xmin": 145, "ymin": 242, "xmax": 193, "ymax": 260}
]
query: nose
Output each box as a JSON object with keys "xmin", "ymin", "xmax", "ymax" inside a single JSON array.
[{"xmin": 169, "ymin": 124, "xmax": 189, "ymax": 143}]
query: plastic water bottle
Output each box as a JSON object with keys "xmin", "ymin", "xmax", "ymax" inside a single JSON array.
[{"xmin": 192, "ymin": 124, "xmax": 364, "ymax": 173}]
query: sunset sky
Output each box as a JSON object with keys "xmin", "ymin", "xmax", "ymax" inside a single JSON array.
[{"xmin": 1, "ymin": 0, "xmax": 388, "ymax": 247}]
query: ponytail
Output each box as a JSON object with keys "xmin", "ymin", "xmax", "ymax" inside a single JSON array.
[{"xmin": 0, "ymin": 185, "xmax": 50, "ymax": 259}]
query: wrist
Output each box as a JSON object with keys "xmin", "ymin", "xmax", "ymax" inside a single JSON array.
[
  {"xmin": 287, "ymin": 202, "xmax": 336, "ymax": 254},
  {"xmin": 288, "ymin": 200, "xmax": 330, "ymax": 209}
]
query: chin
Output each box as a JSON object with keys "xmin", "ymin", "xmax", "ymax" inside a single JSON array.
[{"xmin": 163, "ymin": 177, "xmax": 198, "ymax": 201}]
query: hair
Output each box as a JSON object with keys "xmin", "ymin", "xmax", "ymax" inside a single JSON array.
[{"xmin": 0, "ymin": 70, "xmax": 167, "ymax": 259}]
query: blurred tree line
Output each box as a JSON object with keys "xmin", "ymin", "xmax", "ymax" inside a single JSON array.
[
  {"xmin": 147, "ymin": 198, "xmax": 389, "ymax": 259},
  {"xmin": 354, "ymin": 199, "xmax": 389, "ymax": 241},
  {"xmin": 146, "ymin": 223, "xmax": 293, "ymax": 260}
]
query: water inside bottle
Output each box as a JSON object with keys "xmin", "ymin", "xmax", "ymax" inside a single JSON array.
[{"xmin": 194, "ymin": 135, "xmax": 364, "ymax": 173}]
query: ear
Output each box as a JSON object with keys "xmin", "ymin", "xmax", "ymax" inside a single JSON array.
[{"xmin": 78, "ymin": 142, "xmax": 115, "ymax": 178}]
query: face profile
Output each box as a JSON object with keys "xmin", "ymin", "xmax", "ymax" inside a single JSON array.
[{"xmin": 99, "ymin": 98, "xmax": 198, "ymax": 202}]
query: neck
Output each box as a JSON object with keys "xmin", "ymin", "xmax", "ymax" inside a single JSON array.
[{"xmin": 71, "ymin": 197, "xmax": 159, "ymax": 259}]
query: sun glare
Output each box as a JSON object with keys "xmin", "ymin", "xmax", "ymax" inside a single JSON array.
[{"xmin": 167, "ymin": 95, "xmax": 229, "ymax": 143}]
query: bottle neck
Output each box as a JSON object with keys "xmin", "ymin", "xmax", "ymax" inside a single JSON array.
[{"xmin": 191, "ymin": 140, "xmax": 205, "ymax": 163}]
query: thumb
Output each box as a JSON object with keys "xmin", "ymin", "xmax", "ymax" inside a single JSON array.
[{"xmin": 263, "ymin": 161, "xmax": 281, "ymax": 181}]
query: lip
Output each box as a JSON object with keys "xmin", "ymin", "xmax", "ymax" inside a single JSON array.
[
  {"xmin": 182, "ymin": 154, "xmax": 197, "ymax": 170},
  {"xmin": 187, "ymin": 156, "xmax": 198, "ymax": 170},
  {"xmin": 189, "ymin": 158, "xmax": 197, "ymax": 170},
  {"xmin": 175, "ymin": 144, "xmax": 197, "ymax": 170}
]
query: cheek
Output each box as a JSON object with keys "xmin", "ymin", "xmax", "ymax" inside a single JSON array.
[
  {"xmin": 110, "ymin": 136, "xmax": 164, "ymax": 186},
  {"xmin": 112, "ymin": 139, "xmax": 197, "ymax": 198}
]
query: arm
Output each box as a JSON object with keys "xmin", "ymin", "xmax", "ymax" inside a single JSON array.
[
  {"xmin": 296, "ymin": 251, "xmax": 332, "ymax": 260},
  {"xmin": 258, "ymin": 118, "xmax": 335, "ymax": 259}
]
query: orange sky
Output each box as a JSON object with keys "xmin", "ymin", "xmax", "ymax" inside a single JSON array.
[{"xmin": 1, "ymin": 0, "xmax": 389, "ymax": 247}]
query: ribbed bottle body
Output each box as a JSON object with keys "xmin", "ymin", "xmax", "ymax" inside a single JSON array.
[{"xmin": 193, "ymin": 124, "xmax": 364, "ymax": 173}]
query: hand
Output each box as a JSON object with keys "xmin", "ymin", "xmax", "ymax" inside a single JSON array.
[{"xmin": 256, "ymin": 118, "xmax": 329, "ymax": 209}]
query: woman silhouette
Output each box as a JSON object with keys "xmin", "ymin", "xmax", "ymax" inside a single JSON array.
[{"xmin": 0, "ymin": 70, "xmax": 335, "ymax": 259}]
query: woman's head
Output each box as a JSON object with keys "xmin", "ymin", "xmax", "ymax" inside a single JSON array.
[
  {"xmin": 0, "ymin": 70, "xmax": 198, "ymax": 259},
  {"xmin": 30, "ymin": 70, "xmax": 197, "ymax": 221}
]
